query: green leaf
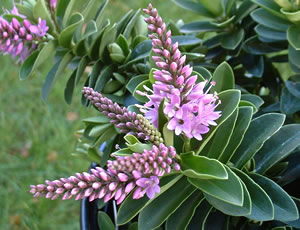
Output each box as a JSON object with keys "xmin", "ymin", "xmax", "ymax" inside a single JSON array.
[
  {"xmin": 117, "ymin": 175, "xmax": 182, "ymax": 225},
  {"xmin": 19, "ymin": 50, "xmax": 39, "ymax": 80},
  {"xmin": 112, "ymin": 148, "xmax": 133, "ymax": 157},
  {"xmin": 98, "ymin": 211, "xmax": 115, "ymax": 230},
  {"xmin": 93, "ymin": 126, "xmax": 116, "ymax": 147},
  {"xmin": 59, "ymin": 13, "xmax": 84, "ymax": 48},
  {"xmin": 280, "ymin": 86, "xmax": 300, "ymax": 114},
  {"xmin": 255, "ymin": 124, "xmax": 300, "ymax": 174},
  {"xmin": 281, "ymin": 8, "xmax": 300, "ymax": 24},
  {"xmin": 87, "ymin": 147, "xmax": 101, "ymax": 163},
  {"xmin": 94, "ymin": 64, "xmax": 114, "ymax": 93},
  {"xmin": 284, "ymin": 197, "xmax": 300, "ymax": 228},
  {"xmin": 212, "ymin": 62, "xmax": 235, "ymax": 93},
  {"xmin": 133, "ymin": 80, "xmax": 152, "ymax": 103},
  {"xmin": 95, "ymin": 0, "xmax": 109, "ymax": 28},
  {"xmin": 126, "ymin": 74, "xmax": 148, "ymax": 94},
  {"xmin": 166, "ymin": 191, "xmax": 203, "ymax": 230},
  {"xmin": 88, "ymin": 123, "xmax": 112, "ymax": 137},
  {"xmin": 172, "ymin": 0, "xmax": 214, "ymax": 17},
  {"xmin": 188, "ymin": 165, "xmax": 243, "ymax": 206},
  {"xmin": 219, "ymin": 107, "xmax": 253, "ymax": 163},
  {"xmin": 163, "ymin": 124, "xmax": 174, "ymax": 147},
  {"xmin": 233, "ymin": 0, "xmax": 257, "ymax": 23},
  {"xmin": 243, "ymin": 36, "xmax": 282, "ymax": 55},
  {"xmin": 172, "ymin": 36, "xmax": 202, "ymax": 46},
  {"xmin": 187, "ymin": 199, "xmax": 213, "ymax": 230},
  {"xmin": 232, "ymin": 169, "xmax": 274, "ymax": 221},
  {"xmin": 193, "ymin": 66, "xmax": 212, "ymax": 81},
  {"xmin": 138, "ymin": 177, "xmax": 196, "ymax": 230},
  {"xmin": 81, "ymin": 0, "xmax": 102, "ymax": 23},
  {"xmin": 231, "ymin": 113, "xmax": 285, "ymax": 169},
  {"xmin": 181, "ymin": 152, "xmax": 228, "ymax": 179},
  {"xmin": 88, "ymin": 60, "xmax": 102, "ymax": 89},
  {"xmin": 62, "ymin": 0, "xmax": 86, "ymax": 28},
  {"xmin": 221, "ymin": 28, "xmax": 245, "ymax": 50},
  {"xmin": 289, "ymin": 44, "xmax": 300, "ymax": 69},
  {"xmin": 75, "ymin": 56, "xmax": 89, "ymax": 85},
  {"xmin": 64, "ymin": 69, "xmax": 77, "ymax": 104},
  {"xmin": 180, "ymin": 21, "xmax": 220, "ymax": 33},
  {"xmin": 202, "ymin": 108, "xmax": 238, "ymax": 159},
  {"xmin": 251, "ymin": 0, "xmax": 285, "ymax": 19},
  {"xmin": 204, "ymin": 179, "xmax": 251, "ymax": 216},
  {"xmin": 250, "ymin": 173, "xmax": 299, "ymax": 221},
  {"xmin": 255, "ymin": 25, "xmax": 286, "ymax": 42},
  {"xmin": 286, "ymin": 80, "xmax": 300, "ymax": 98},
  {"xmin": 123, "ymin": 9, "xmax": 141, "ymax": 39},
  {"xmin": 195, "ymin": 90, "xmax": 241, "ymax": 154},
  {"xmin": 82, "ymin": 115, "xmax": 110, "ymax": 125},
  {"xmin": 99, "ymin": 24, "xmax": 117, "ymax": 63},
  {"xmin": 158, "ymin": 98, "xmax": 168, "ymax": 133},
  {"xmin": 33, "ymin": 0, "xmax": 55, "ymax": 33},
  {"xmin": 15, "ymin": 3, "xmax": 35, "ymax": 21},
  {"xmin": 251, "ymin": 8, "xmax": 290, "ymax": 32},
  {"xmin": 42, "ymin": 51, "xmax": 73, "ymax": 101},
  {"xmin": 196, "ymin": 0, "xmax": 224, "ymax": 16},
  {"xmin": 241, "ymin": 94, "xmax": 264, "ymax": 111},
  {"xmin": 288, "ymin": 25, "xmax": 300, "ymax": 50},
  {"xmin": 116, "ymin": 34, "xmax": 130, "ymax": 57},
  {"xmin": 224, "ymin": 0, "xmax": 237, "ymax": 15},
  {"xmin": 116, "ymin": 10, "xmax": 134, "ymax": 35}
]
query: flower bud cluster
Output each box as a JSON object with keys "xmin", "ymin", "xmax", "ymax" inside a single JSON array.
[
  {"xmin": 30, "ymin": 144, "xmax": 180, "ymax": 203},
  {"xmin": 0, "ymin": 6, "xmax": 49, "ymax": 62},
  {"xmin": 82, "ymin": 87, "xmax": 164, "ymax": 145},
  {"xmin": 143, "ymin": 4, "xmax": 221, "ymax": 141}
]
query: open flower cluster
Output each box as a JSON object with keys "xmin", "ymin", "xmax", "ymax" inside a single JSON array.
[
  {"xmin": 30, "ymin": 144, "xmax": 180, "ymax": 204},
  {"xmin": 142, "ymin": 4, "xmax": 221, "ymax": 141},
  {"xmin": 0, "ymin": 6, "xmax": 49, "ymax": 62}
]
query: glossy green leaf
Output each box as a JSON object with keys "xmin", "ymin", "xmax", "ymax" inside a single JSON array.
[
  {"xmin": 233, "ymin": 169, "xmax": 274, "ymax": 221},
  {"xmin": 241, "ymin": 94, "xmax": 264, "ymax": 111},
  {"xmin": 166, "ymin": 191, "xmax": 203, "ymax": 230},
  {"xmin": 94, "ymin": 65, "xmax": 114, "ymax": 93},
  {"xmin": 188, "ymin": 165, "xmax": 243, "ymax": 206},
  {"xmin": 250, "ymin": 173, "xmax": 299, "ymax": 221},
  {"xmin": 81, "ymin": 0, "xmax": 102, "ymax": 23},
  {"xmin": 33, "ymin": 0, "xmax": 55, "ymax": 33},
  {"xmin": 187, "ymin": 199, "xmax": 213, "ymax": 230},
  {"xmin": 251, "ymin": 0, "xmax": 285, "ymax": 19},
  {"xmin": 287, "ymin": 25, "xmax": 300, "ymax": 50},
  {"xmin": 233, "ymin": 0, "xmax": 257, "ymax": 23},
  {"xmin": 181, "ymin": 152, "xmax": 228, "ymax": 179},
  {"xmin": 19, "ymin": 51, "xmax": 39, "ymax": 80},
  {"xmin": 281, "ymin": 86, "xmax": 300, "ymax": 114},
  {"xmin": 138, "ymin": 177, "xmax": 196, "ymax": 230},
  {"xmin": 75, "ymin": 56, "xmax": 89, "ymax": 85},
  {"xmin": 59, "ymin": 13, "xmax": 84, "ymax": 48},
  {"xmin": 221, "ymin": 28, "xmax": 244, "ymax": 50},
  {"xmin": 126, "ymin": 74, "xmax": 148, "ymax": 94},
  {"xmin": 239, "ymin": 101, "xmax": 257, "ymax": 113},
  {"xmin": 116, "ymin": 10, "xmax": 134, "ymax": 35},
  {"xmin": 204, "ymin": 211, "xmax": 229, "ymax": 230},
  {"xmin": 255, "ymin": 124, "xmax": 300, "ymax": 174},
  {"xmin": 133, "ymin": 80, "xmax": 152, "ymax": 103},
  {"xmin": 172, "ymin": 0, "xmax": 214, "ymax": 17},
  {"xmin": 193, "ymin": 66, "xmax": 212, "ymax": 81},
  {"xmin": 88, "ymin": 60, "xmax": 102, "ymax": 89},
  {"xmin": 180, "ymin": 21, "xmax": 220, "ymax": 33},
  {"xmin": 204, "ymin": 179, "xmax": 251, "ymax": 216},
  {"xmin": 42, "ymin": 52, "xmax": 73, "ymax": 101},
  {"xmin": 116, "ymin": 34, "xmax": 130, "ymax": 57},
  {"xmin": 123, "ymin": 9, "xmax": 141, "ymax": 39},
  {"xmin": 98, "ymin": 211, "xmax": 115, "ymax": 230},
  {"xmin": 286, "ymin": 80, "xmax": 300, "ymax": 98},
  {"xmin": 212, "ymin": 62, "xmax": 235, "ymax": 93},
  {"xmin": 281, "ymin": 8, "xmax": 300, "ymax": 24},
  {"xmin": 255, "ymin": 25, "xmax": 286, "ymax": 42},
  {"xmin": 88, "ymin": 123, "xmax": 112, "ymax": 137},
  {"xmin": 172, "ymin": 36, "xmax": 202, "ymax": 46},
  {"xmin": 117, "ymin": 175, "xmax": 182, "ymax": 225},
  {"xmin": 82, "ymin": 115, "xmax": 110, "ymax": 125},
  {"xmin": 93, "ymin": 126, "xmax": 116, "ymax": 147},
  {"xmin": 202, "ymin": 108, "xmax": 238, "ymax": 159},
  {"xmin": 94, "ymin": 0, "xmax": 109, "ymax": 28},
  {"xmin": 231, "ymin": 113, "xmax": 285, "ymax": 169},
  {"xmin": 284, "ymin": 198, "xmax": 300, "ymax": 228},
  {"xmin": 195, "ymin": 90, "xmax": 241, "ymax": 154},
  {"xmin": 251, "ymin": 8, "xmax": 290, "ymax": 32},
  {"xmin": 289, "ymin": 44, "xmax": 300, "ymax": 69},
  {"xmin": 243, "ymin": 36, "xmax": 282, "ymax": 55},
  {"xmin": 219, "ymin": 107, "xmax": 253, "ymax": 163},
  {"xmin": 64, "ymin": 69, "xmax": 77, "ymax": 104},
  {"xmin": 62, "ymin": 0, "xmax": 86, "ymax": 28},
  {"xmin": 99, "ymin": 24, "xmax": 117, "ymax": 63}
]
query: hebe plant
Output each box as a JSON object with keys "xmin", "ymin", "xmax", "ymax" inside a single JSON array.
[{"xmin": 2, "ymin": 0, "xmax": 300, "ymax": 229}]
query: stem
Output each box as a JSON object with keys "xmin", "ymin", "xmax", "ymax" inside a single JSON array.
[{"xmin": 183, "ymin": 135, "xmax": 191, "ymax": 152}]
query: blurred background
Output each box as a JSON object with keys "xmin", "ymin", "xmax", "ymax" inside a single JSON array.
[{"xmin": 0, "ymin": 0, "xmax": 198, "ymax": 229}]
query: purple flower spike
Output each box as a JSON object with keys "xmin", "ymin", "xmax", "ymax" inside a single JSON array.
[
  {"xmin": 143, "ymin": 4, "xmax": 222, "ymax": 140},
  {"xmin": 29, "ymin": 18, "xmax": 49, "ymax": 37}
]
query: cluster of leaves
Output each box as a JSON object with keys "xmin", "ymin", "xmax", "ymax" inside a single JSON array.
[{"xmin": 15, "ymin": 0, "xmax": 300, "ymax": 229}]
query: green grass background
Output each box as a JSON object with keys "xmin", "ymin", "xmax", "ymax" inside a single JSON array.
[{"xmin": 0, "ymin": 0, "xmax": 199, "ymax": 229}]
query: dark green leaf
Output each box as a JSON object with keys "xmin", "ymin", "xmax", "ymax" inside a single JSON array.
[
  {"xmin": 239, "ymin": 101, "xmax": 257, "ymax": 113},
  {"xmin": 233, "ymin": 0, "xmax": 257, "ymax": 23},
  {"xmin": 250, "ymin": 173, "xmax": 299, "ymax": 221},
  {"xmin": 59, "ymin": 13, "xmax": 84, "ymax": 48},
  {"xmin": 255, "ymin": 25, "xmax": 286, "ymax": 42},
  {"xmin": 280, "ymin": 86, "xmax": 300, "ymax": 114},
  {"xmin": 82, "ymin": 0, "xmax": 102, "ymax": 23},
  {"xmin": 187, "ymin": 199, "xmax": 213, "ymax": 230},
  {"xmin": 98, "ymin": 211, "xmax": 115, "ymax": 230},
  {"xmin": 94, "ymin": 64, "xmax": 114, "ymax": 93},
  {"xmin": 62, "ymin": 0, "xmax": 86, "ymax": 27},
  {"xmin": 158, "ymin": 98, "xmax": 168, "ymax": 133},
  {"xmin": 19, "ymin": 51, "xmax": 39, "ymax": 80},
  {"xmin": 82, "ymin": 115, "xmax": 110, "ymax": 125},
  {"xmin": 193, "ymin": 66, "xmax": 212, "ymax": 81},
  {"xmin": 212, "ymin": 62, "xmax": 235, "ymax": 93},
  {"xmin": 116, "ymin": 34, "xmax": 130, "ymax": 57},
  {"xmin": 202, "ymin": 108, "xmax": 238, "ymax": 159},
  {"xmin": 243, "ymin": 36, "xmax": 282, "ymax": 55},
  {"xmin": 204, "ymin": 179, "xmax": 251, "ymax": 216},
  {"xmin": 64, "ymin": 69, "xmax": 77, "ymax": 104},
  {"xmin": 241, "ymin": 94, "xmax": 264, "ymax": 111},
  {"xmin": 242, "ymin": 54, "xmax": 264, "ymax": 77},
  {"xmin": 126, "ymin": 74, "xmax": 148, "ymax": 94},
  {"xmin": 75, "ymin": 56, "xmax": 89, "ymax": 85},
  {"xmin": 287, "ymin": 25, "xmax": 300, "ymax": 50},
  {"xmin": 251, "ymin": 8, "xmax": 290, "ymax": 32},
  {"xmin": 94, "ymin": 0, "xmax": 109, "ymax": 28},
  {"xmin": 284, "ymin": 197, "xmax": 300, "ymax": 228},
  {"xmin": 188, "ymin": 165, "xmax": 243, "ymax": 206},
  {"xmin": 251, "ymin": 0, "xmax": 284, "ymax": 19},
  {"xmin": 172, "ymin": 0, "xmax": 214, "ymax": 17},
  {"xmin": 181, "ymin": 152, "xmax": 228, "ymax": 179},
  {"xmin": 233, "ymin": 169, "xmax": 274, "ymax": 221},
  {"xmin": 286, "ymin": 80, "xmax": 300, "ymax": 98},
  {"xmin": 99, "ymin": 24, "xmax": 117, "ymax": 63},
  {"xmin": 180, "ymin": 21, "xmax": 220, "ymax": 33},
  {"xmin": 221, "ymin": 29, "xmax": 245, "ymax": 50},
  {"xmin": 172, "ymin": 36, "xmax": 202, "ymax": 46},
  {"xmin": 138, "ymin": 177, "xmax": 196, "ymax": 230},
  {"xmin": 255, "ymin": 124, "xmax": 300, "ymax": 174},
  {"xmin": 166, "ymin": 191, "xmax": 203, "ymax": 230},
  {"xmin": 231, "ymin": 113, "xmax": 285, "ymax": 169},
  {"xmin": 163, "ymin": 124, "xmax": 174, "ymax": 147},
  {"xmin": 123, "ymin": 9, "xmax": 141, "ymax": 39}
]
